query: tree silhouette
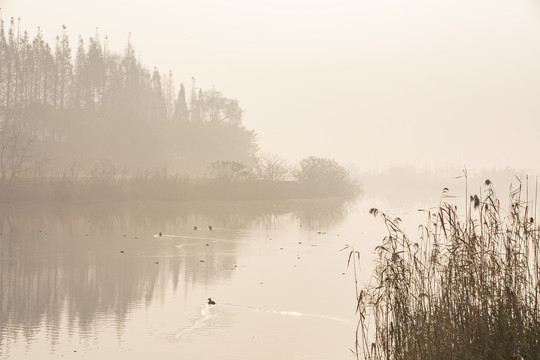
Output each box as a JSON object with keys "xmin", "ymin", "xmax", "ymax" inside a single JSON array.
[
  {"xmin": 255, "ymin": 152, "xmax": 289, "ymax": 182},
  {"xmin": 293, "ymin": 156, "xmax": 357, "ymax": 196},
  {"xmin": 173, "ymin": 83, "xmax": 189, "ymax": 122},
  {"xmin": 0, "ymin": 16, "xmax": 259, "ymax": 178}
]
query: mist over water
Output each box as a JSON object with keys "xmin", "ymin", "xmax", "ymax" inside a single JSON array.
[
  {"xmin": 1, "ymin": 178, "xmax": 531, "ymax": 358},
  {"xmin": 1, "ymin": 0, "xmax": 539, "ymax": 358},
  {"xmin": 0, "ymin": 199, "xmax": 375, "ymax": 359}
]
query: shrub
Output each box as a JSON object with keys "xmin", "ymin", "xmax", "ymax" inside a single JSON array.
[{"xmin": 293, "ymin": 156, "xmax": 358, "ymax": 196}]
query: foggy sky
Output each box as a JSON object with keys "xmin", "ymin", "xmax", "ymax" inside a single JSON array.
[{"xmin": 2, "ymin": 0, "xmax": 540, "ymax": 171}]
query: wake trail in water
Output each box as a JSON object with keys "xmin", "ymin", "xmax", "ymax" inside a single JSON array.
[
  {"xmin": 220, "ymin": 303, "xmax": 353, "ymax": 324},
  {"xmin": 175, "ymin": 305, "xmax": 217, "ymax": 339},
  {"xmin": 174, "ymin": 302, "xmax": 352, "ymax": 339}
]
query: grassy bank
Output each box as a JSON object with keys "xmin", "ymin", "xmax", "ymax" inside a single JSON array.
[
  {"xmin": 3, "ymin": 175, "xmax": 360, "ymax": 202},
  {"xmin": 347, "ymin": 178, "xmax": 540, "ymax": 360}
]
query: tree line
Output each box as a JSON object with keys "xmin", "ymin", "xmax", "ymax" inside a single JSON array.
[
  {"xmin": 0, "ymin": 16, "xmax": 359, "ymax": 201},
  {"xmin": 0, "ymin": 16, "xmax": 256, "ymax": 176}
]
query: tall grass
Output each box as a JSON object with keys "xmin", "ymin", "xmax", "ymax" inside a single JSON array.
[{"xmin": 347, "ymin": 178, "xmax": 540, "ymax": 360}]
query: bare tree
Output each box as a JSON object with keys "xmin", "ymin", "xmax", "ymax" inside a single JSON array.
[
  {"xmin": 256, "ymin": 152, "xmax": 289, "ymax": 182},
  {"xmin": 0, "ymin": 119, "xmax": 42, "ymax": 198}
]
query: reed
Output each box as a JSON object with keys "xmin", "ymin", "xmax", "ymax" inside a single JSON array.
[{"xmin": 347, "ymin": 178, "xmax": 540, "ymax": 360}]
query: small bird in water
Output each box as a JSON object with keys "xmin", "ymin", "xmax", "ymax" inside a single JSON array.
[
  {"xmin": 207, "ymin": 298, "xmax": 216, "ymax": 305},
  {"xmin": 194, "ymin": 226, "xmax": 198, "ymax": 231},
  {"xmin": 159, "ymin": 231, "xmax": 162, "ymax": 237},
  {"xmin": 208, "ymin": 225, "xmax": 213, "ymax": 231}
]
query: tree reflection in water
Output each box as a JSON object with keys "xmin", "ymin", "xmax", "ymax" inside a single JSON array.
[{"xmin": 0, "ymin": 199, "xmax": 352, "ymax": 356}]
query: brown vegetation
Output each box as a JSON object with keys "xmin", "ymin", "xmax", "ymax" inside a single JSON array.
[{"xmin": 347, "ymin": 177, "xmax": 540, "ymax": 360}]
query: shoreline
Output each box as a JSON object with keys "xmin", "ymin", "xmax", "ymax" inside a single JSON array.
[{"xmin": 2, "ymin": 177, "xmax": 361, "ymax": 203}]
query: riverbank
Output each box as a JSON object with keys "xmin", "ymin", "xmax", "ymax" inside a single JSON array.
[{"xmin": 2, "ymin": 176, "xmax": 361, "ymax": 202}]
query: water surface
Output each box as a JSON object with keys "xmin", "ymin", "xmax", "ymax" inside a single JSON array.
[{"xmin": 0, "ymin": 197, "xmax": 432, "ymax": 359}]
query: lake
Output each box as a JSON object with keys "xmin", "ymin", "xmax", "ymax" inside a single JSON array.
[{"xmin": 0, "ymin": 195, "xmax": 437, "ymax": 359}]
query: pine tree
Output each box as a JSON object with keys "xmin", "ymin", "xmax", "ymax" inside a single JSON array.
[
  {"xmin": 120, "ymin": 33, "xmax": 144, "ymax": 122},
  {"xmin": 54, "ymin": 25, "xmax": 72, "ymax": 110},
  {"xmin": 5, "ymin": 18, "xmax": 16, "ymax": 113},
  {"xmin": 74, "ymin": 36, "xmax": 86, "ymax": 109},
  {"xmin": 150, "ymin": 67, "xmax": 166, "ymax": 121},
  {"xmin": 173, "ymin": 83, "xmax": 189, "ymax": 122},
  {"xmin": 18, "ymin": 30, "xmax": 31, "ymax": 108},
  {"xmin": 86, "ymin": 35, "xmax": 105, "ymax": 110},
  {"xmin": 0, "ymin": 15, "xmax": 7, "ymax": 113},
  {"xmin": 31, "ymin": 28, "xmax": 44, "ymax": 104},
  {"xmin": 41, "ymin": 42, "xmax": 55, "ymax": 106},
  {"xmin": 190, "ymin": 88, "xmax": 203, "ymax": 123},
  {"xmin": 13, "ymin": 17, "xmax": 21, "ymax": 108},
  {"xmin": 122, "ymin": 33, "xmax": 137, "ymax": 90},
  {"xmin": 189, "ymin": 77, "xmax": 200, "ymax": 123},
  {"xmin": 162, "ymin": 70, "xmax": 175, "ymax": 120}
]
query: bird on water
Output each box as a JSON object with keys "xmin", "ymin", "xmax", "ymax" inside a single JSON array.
[
  {"xmin": 207, "ymin": 298, "xmax": 216, "ymax": 305},
  {"xmin": 208, "ymin": 225, "xmax": 213, "ymax": 231}
]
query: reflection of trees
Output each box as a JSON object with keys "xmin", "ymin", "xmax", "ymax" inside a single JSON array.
[
  {"xmin": 180, "ymin": 199, "xmax": 352, "ymax": 232},
  {"xmin": 0, "ymin": 203, "xmax": 236, "ymax": 354},
  {"xmin": 289, "ymin": 198, "xmax": 354, "ymax": 231},
  {"xmin": 0, "ymin": 199, "xmax": 352, "ymax": 354}
]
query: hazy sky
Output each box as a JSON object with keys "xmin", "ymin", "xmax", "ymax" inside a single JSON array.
[{"xmin": 2, "ymin": 0, "xmax": 540, "ymax": 171}]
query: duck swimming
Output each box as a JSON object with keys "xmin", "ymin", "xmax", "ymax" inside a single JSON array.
[
  {"xmin": 159, "ymin": 231, "xmax": 162, "ymax": 237},
  {"xmin": 208, "ymin": 225, "xmax": 213, "ymax": 231},
  {"xmin": 207, "ymin": 298, "xmax": 216, "ymax": 305}
]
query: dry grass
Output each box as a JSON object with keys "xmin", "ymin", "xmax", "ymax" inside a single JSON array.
[{"xmin": 347, "ymin": 177, "xmax": 540, "ymax": 360}]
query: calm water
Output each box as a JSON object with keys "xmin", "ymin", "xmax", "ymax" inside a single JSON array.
[{"xmin": 0, "ymin": 196, "xmax": 433, "ymax": 359}]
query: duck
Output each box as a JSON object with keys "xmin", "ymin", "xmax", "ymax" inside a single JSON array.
[
  {"xmin": 208, "ymin": 225, "xmax": 213, "ymax": 231},
  {"xmin": 207, "ymin": 298, "xmax": 216, "ymax": 305},
  {"xmin": 159, "ymin": 231, "xmax": 162, "ymax": 237},
  {"xmin": 194, "ymin": 226, "xmax": 198, "ymax": 231}
]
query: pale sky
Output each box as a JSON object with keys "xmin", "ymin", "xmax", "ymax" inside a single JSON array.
[{"xmin": 2, "ymin": 0, "xmax": 540, "ymax": 171}]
